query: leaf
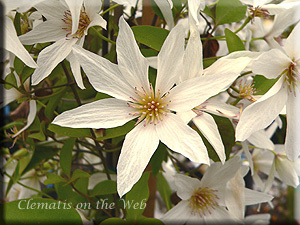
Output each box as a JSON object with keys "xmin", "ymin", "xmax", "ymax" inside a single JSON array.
[
  {"xmin": 125, "ymin": 172, "xmax": 150, "ymax": 221},
  {"xmin": 13, "ymin": 12, "xmax": 22, "ymax": 36},
  {"xmin": 45, "ymin": 88, "xmax": 67, "ymax": 120},
  {"xmin": 215, "ymin": 0, "xmax": 247, "ymax": 25},
  {"xmin": 156, "ymin": 172, "xmax": 172, "ymax": 210},
  {"xmin": 96, "ymin": 121, "xmax": 135, "ymax": 141},
  {"xmin": 44, "ymin": 173, "xmax": 67, "ymax": 185},
  {"xmin": 150, "ymin": 143, "xmax": 167, "ymax": 176},
  {"xmin": 4, "ymin": 72, "xmax": 18, "ymax": 89},
  {"xmin": 131, "ymin": 26, "xmax": 169, "ymax": 51},
  {"xmin": 60, "ymin": 137, "xmax": 76, "ymax": 177},
  {"xmin": 225, "ymin": 28, "xmax": 245, "ymax": 53},
  {"xmin": 48, "ymin": 124, "xmax": 91, "ymax": 137},
  {"xmin": 1, "ymin": 199, "xmax": 82, "ymax": 225},
  {"xmin": 20, "ymin": 66, "xmax": 34, "ymax": 83},
  {"xmin": 253, "ymin": 75, "xmax": 279, "ymax": 95},
  {"xmin": 90, "ymin": 180, "xmax": 117, "ymax": 196},
  {"xmin": 137, "ymin": 218, "xmax": 165, "ymax": 225},
  {"xmin": 100, "ymin": 218, "xmax": 128, "ymax": 225},
  {"xmin": 55, "ymin": 182, "xmax": 86, "ymax": 206},
  {"xmin": 69, "ymin": 169, "xmax": 90, "ymax": 183}
]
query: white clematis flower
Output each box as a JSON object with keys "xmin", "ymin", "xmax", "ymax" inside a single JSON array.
[
  {"xmin": 52, "ymin": 17, "xmax": 250, "ymax": 197},
  {"xmin": 236, "ymin": 22, "xmax": 300, "ymax": 161},
  {"xmin": 19, "ymin": 0, "xmax": 107, "ymax": 89}
]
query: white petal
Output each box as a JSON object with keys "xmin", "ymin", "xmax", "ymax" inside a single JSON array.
[
  {"xmin": 263, "ymin": 160, "xmax": 275, "ymax": 193},
  {"xmin": 156, "ymin": 23, "xmax": 185, "ymax": 95},
  {"xmin": 236, "ymin": 82, "xmax": 287, "ymax": 142},
  {"xmin": 87, "ymin": 14, "xmax": 107, "ymax": 32},
  {"xmin": 285, "ymin": 89, "xmax": 300, "ymax": 161},
  {"xmin": 180, "ymin": 29, "xmax": 203, "ymax": 82},
  {"xmin": 242, "ymin": 141, "xmax": 254, "ymax": 175},
  {"xmin": 252, "ymin": 49, "xmax": 292, "ymax": 79},
  {"xmin": 203, "ymin": 98, "xmax": 240, "ymax": 119},
  {"xmin": 160, "ymin": 201, "xmax": 192, "ymax": 224},
  {"xmin": 12, "ymin": 100, "xmax": 37, "ymax": 138},
  {"xmin": 4, "ymin": 17, "xmax": 37, "ymax": 68},
  {"xmin": 72, "ymin": 45, "xmax": 134, "ymax": 101},
  {"xmin": 204, "ymin": 206, "xmax": 234, "ymax": 222},
  {"xmin": 34, "ymin": 0, "xmax": 68, "ymax": 21},
  {"xmin": 52, "ymin": 98, "xmax": 136, "ymax": 129},
  {"xmin": 275, "ymin": 154, "xmax": 299, "ymax": 187},
  {"xmin": 84, "ymin": 0, "xmax": 102, "ymax": 16},
  {"xmin": 1, "ymin": 88, "xmax": 21, "ymax": 108},
  {"xmin": 117, "ymin": 123, "xmax": 159, "ymax": 197},
  {"xmin": 169, "ymin": 57, "xmax": 251, "ymax": 112},
  {"xmin": 64, "ymin": 0, "xmax": 83, "ymax": 35},
  {"xmin": 244, "ymin": 214, "xmax": 271, "ymax": 224},
  {"xmin": 31, "ymin": 38, "xmax": 77, "ymax": 85},
  {"xmin": 176, "ymin": 110, "xmax": 196, "ymax": 124},
  {"xmin": 248, "ymin": 130, "xmax": 275, "ymax": 150},
  {"xmin": 67, "ymin": 52, "xmax": 85, "ymax": 89},
  {"xmin": 154, "ymin": 0, "xmax": 174, "ymax": 29},
  {"xmin": 173, "ymin": 174, "xmax": 201, "ymax": 200},
  {"xmin": 188, "ymin": 0, "xmax": 203, "ymax": 28},
  {"xmin": 116, "ymin": 17, "xmax": 150, "ymax": 92},
  {"xmin": 244, "ymin": 188, "xmax": 274, "ymax": 205},
  {"xmin": 201, "ymin": 156, "xmax": 242, "ymax": 189},
  {"xmin": 19, "ymin": 20, "xmax": 66, "ymax": 45},
  {"xmin": 193, "ymin": 112, "xmax": 226, "ymax": 164},
  {"xmin": 252, "ymin": 172, "xmax": 265, "ymax": 191},
  {"xmin": 156, "ymin": 113, "xmax": 210, "ymax": 165}
]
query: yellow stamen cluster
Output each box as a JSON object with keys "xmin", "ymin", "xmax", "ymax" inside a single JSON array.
[
  {"xmin": 128, "ymin": 85, "xmax": 171, "ymax": 127},
  {"xmin": 189, "ymin": 187, "xmax": 219, "ymax": 217},
  {"xmin": 62, "ymin": 8, "xmax": 91, "ymax": 39},
  {"xmin": 238, "ymin": 80, "xmax": 257, "ymax": 102},
  {"xmin": 283, "ymin": 59, "xmax": 300, "ymax": 96},
  {"xmin": 249, "ymin": 6, "xmax": 270, "ymax": 19}
]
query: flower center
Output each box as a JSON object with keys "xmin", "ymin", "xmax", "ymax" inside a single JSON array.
[
  {"xmin": 238, "ymin": 79, "xmax": 257, "ymax": 102},
  {"xmin": 62, "ymin": 8, "xmax": 91, "ymax": 39},
  {"xmin": 249, "ymin": 6, "xmax": 270, "ymax": 19},
  {"xmin": 282, "ymin": 59, "xmax": 300, "ymax": 96},
  {"xmin": 189, "ymin": 187, "xmax": 219, "ymax": 217},
  {"xmin": 128, "ymin": 85, "xmax": 171, "ymax": 127}
]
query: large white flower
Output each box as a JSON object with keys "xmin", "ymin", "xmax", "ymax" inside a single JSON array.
[
  {"xmin": 52, "ymin": 17, "xmax": 250, "ymax": 197},
  {"xmin": 19, "ymin": 0, "xmax": 106, "ymax": 89},
  {"xmin": 236, "ymin": 22, "xmax": 300, "ymax": 161}
]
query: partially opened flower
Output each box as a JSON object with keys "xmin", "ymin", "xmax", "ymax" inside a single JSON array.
[
  {"xmin": 52, "ymin": 16, "xmax": 251, "ymax": 197},
  {"xmin": 19, "ymin": 0, "xmax": 106, "ymax": 89},
  {"xmin": 236, "ymin": 22, "xmax": 300, "ymax": 161}
]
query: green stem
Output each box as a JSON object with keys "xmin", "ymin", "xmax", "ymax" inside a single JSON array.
[
  {"xmin": 235, "ymin": 16, "xmax": 252, "ymax": 34},
  {"xmin": 91, "ymin": 27, "xmax": 116, "ymax": 45},
  {"xmin": 100, "ymin": 4, "xmax": 121, "ymax": 16}
]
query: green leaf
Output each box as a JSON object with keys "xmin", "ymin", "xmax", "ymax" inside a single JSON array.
[
  {"xmin": 69, "ymin": 169, "xmax": 90, "ymax": 183},
  {"xmin": 5, "ymin": 163, "xmax": 20, "ymax": 197},
  {"xmin": 14, "ymin": 56, "xmax": 24, "ymax": 76},
  {"xmin": 55, "ymin": 182, "xmax": 86, "ymax": 206},
  {"xmin": 13, "ymin": 12, "xmax": 22, "ymax": 36},
  {"xmin": 4, "ymin": 72, "xmax": 18, "ymax": 89},
  {"xmin": 74, "ymin": 177, "xmax": 89, "ymax": 195},
  {"xmin": 90, "ymin": 180, "xmax": 117, "ymax": 196},
  {"xmin": 125, "ymin": 171, "xmax": 150, "ymax": 221},
  {"xmin": 156, "ymin": 172, "xmax": 172, "ymax": 210},
  {"xmin": 60, "ymin": 137, "xmax": 76, "ymax": 177},
  {"xmin": 131, "ymin": 26, "xmax": 169, "ymax": 51},
  {"xmin": 253, "ymin": 75, "xmax": 279, "ymax": 95},
  {"xmin": 100, "ymin": 218, "xmax": 128, "ymax": 225},
  {"xmin": 96, "ymin": 121, "xmax": 135, "ymax": 141},
  {"xmin": 44, "ymin": 173, "xmax": 67, "ymax": 185},
  {"xmin": 150, "ymin": 143, "xmax": 167, "ymax": 176},
  {"xmin": 137, "ymin": 218, "xmax": 165, "ymax": 225},
  {"xmin": 225, "ymin": 28, "xmax": 245, "ymax": 53},
  {"xmin": 20, "ymin": 66, "xmax": 34, "ymax": 83},
  {"xmin": 1, "ymin": 199, "xmax": 82, "ymax": 225},
  {"xmin": 215, "ymin": 0, "xmax": 247, "ymax": 25},
  {"xmin": 48, "ymin": 124, "xmax": 91, "ymax": 137},
  {"xmin": 45, "ymin": 88, "xmax": 67, "ymax": 120}
]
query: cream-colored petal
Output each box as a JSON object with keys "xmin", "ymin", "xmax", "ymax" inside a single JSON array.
[{"xmin": 66, "ymin": 52, "xmax": 85, "ymax": 89}]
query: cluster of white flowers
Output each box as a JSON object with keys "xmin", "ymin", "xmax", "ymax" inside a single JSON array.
[{"xmin": 1, "ymin": 0, "xmax": 300, "ymax": 224}]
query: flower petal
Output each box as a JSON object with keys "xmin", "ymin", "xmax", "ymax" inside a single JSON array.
[
  {"xmin": 285, "ymin": 88, "xmax": 300, "ymax": 161},
  {"xmin": 31, "ymin": 38, "xmax": 77, "ymax": 86},
  {"xmin": 153, "ymin": 0, "xmax": 174, "ymax": 29},
  {"xmin": 117, "ymin": 123, "xmax": 159, "ymax": 197},
  {"xmin": 84, "ymin": 0, "xmax": 102, "ymax": 16},
  {"xmin": 247, "ymin": 130, "xmax": 275, "ymax": 150},
  {"xmin": 4, "ymin": 17, "xmax": 37, "ymax": 68},
  {"xmin": 160, "ymin": 201, "xmax": 192, "ymax": 224},
  {"xmin": 87, "ymin": 13, "xmax": 107, "ymax": 31},
  {"xmin": 203, "ymin": 98, "xmax": 240, "ymax": 119},
  {"xmin": 34, "ymin": 0, "xmax": 68, "ymax": 21},
  {"xmin": 67, "ymin": 52, "xmax": 85, "ymax": 89},
  {"xmin": 242, "ymin": 141, "xmax": 254, "ymax": 175},
  {"xmin": 63, "ymin": 0, "xmax": 83, "ymax": 35},
  {"xmin": 19, "ymin": 20, "xmax": 66, "ymax": 45},
  {"xmin": 192, "ymin": 112, "xmax": 226, "ymax": 164},
  {"xmin": 116, "ymin": 17, "xmax": 150, "ymax": 91},
  {"xmin": 52, "ymin": 98, "xmax": 136, "ymax": 129},
  {"xmin": 156, "ymin": 113, "xmax": 210, "ymax": 165},
  {"xmin": 176, "ymin": 110, "xmax": 196, "ymax": 124},
  {"xmin": 275, "ymin": 154, "xmax": 299, "ymax": 187},
  {"xmin": 12, "ymin": 100, "xmax": 37, "ymax": 138},
  {"xmin": 72, "ymin": 45, "xmax": 133, "ymax": 101},
  {"xmin": 156, "ymin": 23, "xmax": 185, "ymax": 95},
  {"xmin": 252, "ymin": 49, "xmax": 292, "ymax": 79},
  {"xmin": 244, "ymin": 188, "xmax": 274, "ymax": 205},
  {"xmin": 173, "ymin": 174, "xmax": 201, "ymax": 200},
  {"xmin": 236, "ymin": 80, "xmax": 287, "ymax": 142}
]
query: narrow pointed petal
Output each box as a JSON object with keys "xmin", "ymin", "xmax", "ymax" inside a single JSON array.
[
  {"xmin": 284, "ymin": 18, "xmax": 300, "ymax": 58},
  {"xmin": 31, "ymin": 38, "xmax": 76, "ymax": 86},
  {"xmin": 87, "ymin": 14, "xmax": 107, "ymax": 31},
  {"xmin": 154, "ymin": 0, "xmax": 174, "ymax": 29},
  {"xmin": 244, "ymin": 188, "xmax": 274, "ymax": 205},
  {"xmin": 156, "ymin": 113, "xmax": 210, "ymax": 165},
  {"xmin": 117, "ymin": 123, "xmax": 159, "ymax": 197},
  {"xmin": 174, "ymin": 174, "xmax": 201, "ymax": 200},
  {"xmin": 236, "ymin": 80, "xmax": 287, "ymax": 142},
  {"xmin": 204, "ymin": 206, "xmax": 234, "ymax": 222},
  {"xmin": 193, "ymin": 112, "xmax": 226, "ymax": 164},
  {"xmin": 169, "ymin": 57, "xmax": 251, "ymax": 112},
  {"xmin": 19, "ymin": 20, "xmax": 66, "ymax": 45},
  {"xmin": 203, "ymin": 98, "xmax": 240, "ymax": 119},
  {"xmin": 5, "ymin": 17, "xmax": 37, "ymax": 68},
  {"xmin": 116, "ymin": 17, "xmax": 150, "ymax": 91},
  {"xmin": 84, "ymin": 0, "xmax": 102, "ymax": 16},
  {"xmin": 248, "ymin": 130, "xmax": 275, "ymax": 150},
  {"xmin": 252, "ymin": 49, "xmax": 292, "ymax": 79},
  {"xmin": 12, "ymin": 100, "xmax": 37, "ymax": 138},
  {"xmin": 285, "ymin": 91, "xmax": 300, "ymax": 161},
  {"xmin": 67, "ymin": 52, "xmax": 85, "ymax": 89},
  {"xmin": 156, "ymin": 24, "xmax": 185, "ymax": 95},
  {"xmin": 72, "ymin": 45, "xmax": 134, "ymax": 101},
  {"xmin": 52, "ymin": 98, "xmax": 136, "ymax": 129},
  {"xmin": 176, "ymin": 110, "xmax": 196, "ymax": 124},
  {"xmin": 242, "ymin": 141, "xmax": 254, "ymax": 175},
  {"xmin": 263, "ymin": 160, "xmax": 276, "ymax": 193},
  {"xmin": 64, "ymin": 0, "xmax": 83, "ymax": 35},
  {"xmin": 275, "ymin": 154, "xmax": 299, "ymax": 187},
  {"xmin": 34, "ymin": 0, "xmax": 68, "ymax": 21},
  {"xmin": 1, "ymin": 88, "xmax": 21, "ymax": 108},
  {"xmin": 160, "ymin": 201, "xmax": 192, "ymax": 224}
]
